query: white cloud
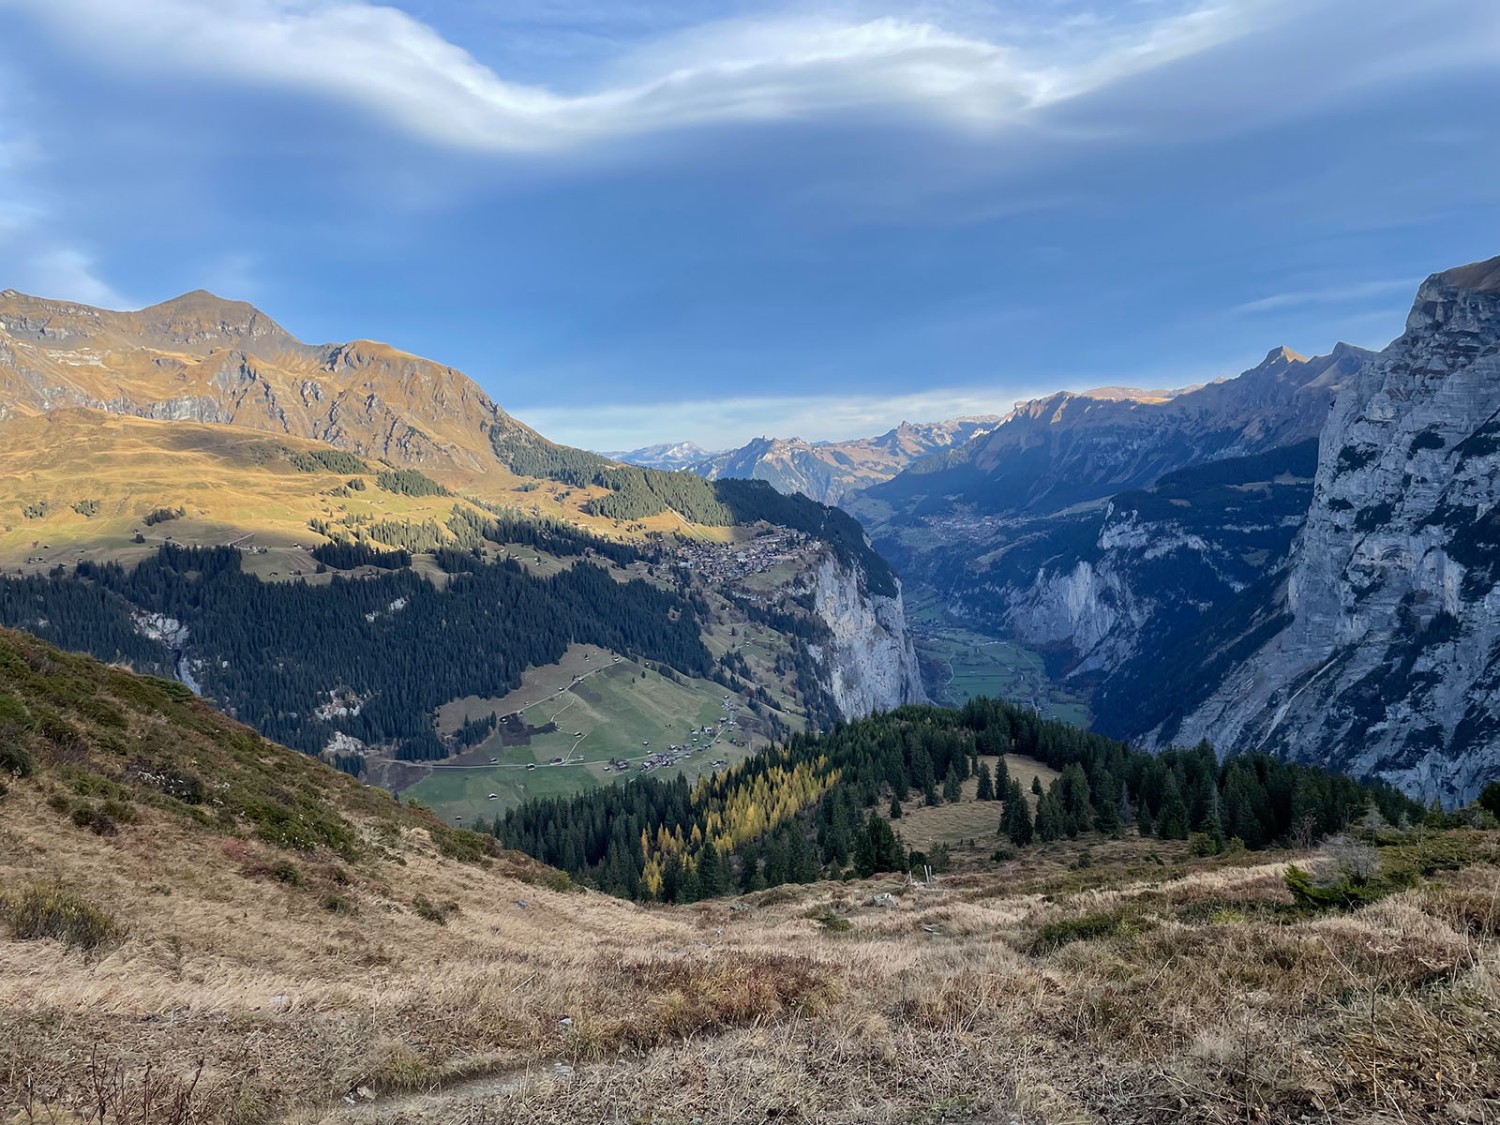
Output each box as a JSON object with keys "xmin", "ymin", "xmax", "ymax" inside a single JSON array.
[
  {"xmin": 512, "ymin": 385, "xmax": 1052, "ymax": 451},
  {"xmin": 2, "ymin": 0, "xmax": 1290, "ymax": 152},
  {"xmin": 18, "ymin": 248, "xmax": 131, "ymax": 307},
  {"xmin": 1234, "ymin": 278, "xmax": 1420, "ymax": 315},
  {"xmin": 0, "ymin": 110, "xmax": 130, "ymax": 307}
]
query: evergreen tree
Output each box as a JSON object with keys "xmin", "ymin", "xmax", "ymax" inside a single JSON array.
[
  {"xmin": 889, "ymin": 796, "xmax": 903, "ymax": 819},
  {"xmin": 1156, "ymin": 773, "xmax": 1190, "ymax": 840},
  {"xmin": 1031, "ymin": 775, "xmax": 1043, "ymax": 796},
  {"xmin": 1058, "ymin": 763, "xmax": 1093, "ymax": 837},
  {"xmin": 975, "ymin": 762, "xmax": 995, "ymax": 801},
  {"xmin": 942, "ymin": 761, "xmax": 963, "ymax": 803},
  {"xmin": 1034, "ymin": 788, "xmax": 1065, "ymax": 842},
  {"xmin": 697, "ymin": 844, "xmax": 729, "ymax": 898},
  {"xmin": 1000, "ymin": 778, "xmax": 1033, "ymax": 845},
  {"xmin": 853, "ymin": 814, "xmax": 906, "ymax": 877}
]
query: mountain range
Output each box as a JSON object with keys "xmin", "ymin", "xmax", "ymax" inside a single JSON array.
[{"xmin": 610, "ymin": 417, "xmax": 1001, "ymax": 506}]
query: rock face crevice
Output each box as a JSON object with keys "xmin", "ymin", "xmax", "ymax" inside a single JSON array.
[
  {"xmin": 1164, "ymin": 257, "xmax": 1500, "ymax": 804},
  {"xmin": 806, "ymin": 552, "xmax": 926, "ymax": 718}
]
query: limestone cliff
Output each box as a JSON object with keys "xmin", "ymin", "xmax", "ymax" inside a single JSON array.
[
  {"xmin": 1163, "ymin": 256, "xmax": 1500, "ymax": 804},
  {"xmin": 805, "ymin": 551, "xmax": 925, "ymax": 718}
]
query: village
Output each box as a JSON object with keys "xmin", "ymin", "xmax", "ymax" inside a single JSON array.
[{"xmin": 671, "ymin": 528, "xmax": 814, "ymax": 586}]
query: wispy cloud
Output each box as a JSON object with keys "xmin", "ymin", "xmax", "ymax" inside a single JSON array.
[
  {"xmin": 1234, "ymin": 278, "xmax": 1420, "ymax": 314},
  {"xmin": 0, "ymin": 112, "xmax": 130, "ymax": 306},
  {"xmin": 512, "ymin": 385, "xmax": 1049, "ymax": 451},
  {"xmin": 4, "ymin": 0, "xmax": 1281, "ymax": 153}
]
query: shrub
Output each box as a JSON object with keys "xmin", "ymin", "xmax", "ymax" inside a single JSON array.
[
  {"xmin": 431, "ymin": 825, "xmax": 497, "ymax": 864},
  {"xmin": 1, "ymin": 883, "xmax": 120, "ymax": 952},
  {"xmin": 0, "ymin": 740, "xmax": 35, "ymax": 779},
  {"xmin": 320, "ymin": 893, "xmax": 356, "ymax": 915},
  {"xmin": 71, "ymin": 805, "xmax": 119, "ymax": 836},
  {"xmin": 271, "ymin": 860, "xmax": 304, "ymax": 887},
  {"xmin": 805, "ymin": 905, "xmax": 852, "ymax": 932},
  {"xmin": 412, "ymin": 895, "xmax": 458, "ymax": 924},
  {"xmin": 1028, "ymin": 908, "xmax": 1156, "ymax": 954}
]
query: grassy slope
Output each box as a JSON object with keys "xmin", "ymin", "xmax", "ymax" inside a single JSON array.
[
  {"xmin": 0, "ymin": 410, "xmax": 732, "ymax": 572},
  {"xmin": 0, "ymin": 410, "xmax": 802, "ymax": 817},
  {"xmin": 406, "ymin": 646, "xmax": 766, "ymax": 822},
  {"xmin": 4, "ymin": 627, "xmax": 1499, "ymax": 1124}
]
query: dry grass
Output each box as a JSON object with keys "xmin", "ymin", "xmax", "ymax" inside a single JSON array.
[
  {"xmin": 5, "ymin": 760, "xmax": 1498, "ymax": 1125},
  {"xmin": 1, "ymin": 633, "xmax": 1495, "ymax": 1123}
]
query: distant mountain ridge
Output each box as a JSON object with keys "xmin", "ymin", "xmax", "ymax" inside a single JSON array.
[
  {"xmin": 683, "ymin": 417, "xmax": 1002, "ymax": 505},
  {"xmin": 602, "ymin": 440, "xmax": 719, "ymax": 471},
  {"xmin": 853, "ymin": 344, "xmax": 1368, "ymax": 523}
]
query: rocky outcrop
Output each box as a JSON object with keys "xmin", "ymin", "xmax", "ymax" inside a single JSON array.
[
  {"xmin": 1163, "ymin": 256, "xmax": 1500, "ymax": 805},
  {"xmin": 806, "ymin": 552, "xmax": 926, "ymax": 717}
]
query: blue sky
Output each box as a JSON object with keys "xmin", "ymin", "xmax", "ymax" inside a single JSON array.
[{"xmin": 0, "ymin": 0, "xmax": 1497, "ymax": 450}]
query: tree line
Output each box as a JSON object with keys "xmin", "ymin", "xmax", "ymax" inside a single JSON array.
[{"xmin": 494, "ymin": 698, "xmax": 1425, "ymax": 902}]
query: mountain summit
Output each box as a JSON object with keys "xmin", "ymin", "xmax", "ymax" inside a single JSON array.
[{"xmin": 0, "ymin": 288, "xmax": 533, "ymax": 473}]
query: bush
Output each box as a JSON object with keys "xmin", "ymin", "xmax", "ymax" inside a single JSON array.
[
  {"xmin": 412, "ymin": 895, "xmax": 458, "ymax": 924},
  {"xmin": 1, "ymin": 883, "xmax": 120, "ymax": 951},
  {"xmin": 320, "ymin": 893, "xmax": 356, "ymax": 915},
  {"xmin": 0, "ymin": 740, "xmax": 35, "ymax": 779},
  {"xmin": 70, "ymin": 804, "xmax": 119, "ymax": 836},
  {"xmin": 431, "ymin": 825, "xmax": 498, "ymax": 864},
  {"xmin": 1028, "ymin": 908, "xmax": 1156, "ymax": 954},
  {"xmin": 271, "ymin": 860, "xmax": 305, "ymax": 887},
  {"xmin": 805, "ymin": 904, "xmax": 852, "ymax": 932}
]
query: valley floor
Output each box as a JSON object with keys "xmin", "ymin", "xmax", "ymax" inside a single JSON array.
[{"xmin": 5, "ymin": 768, "xmax": 1497, "ymax": 1125}]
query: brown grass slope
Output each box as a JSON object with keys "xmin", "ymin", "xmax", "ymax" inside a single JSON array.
[
  {"xmin": 2, "ymin": 627, "xmax": 1499, "ymax": 1124},
  {"xmin": 0, "ymin": 289, "xmax": 534, "ymax": 476}
]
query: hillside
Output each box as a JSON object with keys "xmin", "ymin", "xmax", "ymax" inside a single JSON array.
[
  {"xmin": 686, "ymin": 418, "xmax": 1002, "ymax": 506},
  {"xmin": 5, "ymin": 627, "xmax": 1499, "ymax": 1124},
  {"xmin": 0, "ymin": 291, "xmax": 925, "ymax": 820}
]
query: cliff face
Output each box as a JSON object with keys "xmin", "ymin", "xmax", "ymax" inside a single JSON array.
[
  {"xmin": 805, "ymin": 552, "xmax": 925, "ymax": 718},
  {"xmin": 1164, "ymin": 257, "xmax": 1500, "ymax": 804}
]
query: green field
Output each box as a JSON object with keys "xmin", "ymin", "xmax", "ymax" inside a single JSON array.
[
  {"xmin": 907, "ymin": 587, "xmax": 1090, "ymax": 728},
  {"xmin": 406, "ymin": 649, "xmax": 766, "ymax": 826}
]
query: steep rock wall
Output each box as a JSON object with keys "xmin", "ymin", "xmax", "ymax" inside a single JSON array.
[
  {"xmin": 1165, "ymin": 257, "xmax": 1500, "ymax": 804},
  {"xmin": 806, "ymin": 553, "xmax": 926, "ymax": 718}
]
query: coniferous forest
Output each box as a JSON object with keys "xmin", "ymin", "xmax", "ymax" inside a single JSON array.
[
  {"xmin": 0, "ymin": 542, "xmax": 712, "ymax": 762},
  {"xmin": 495, "ymin": 698, "xmax": 1425, "ymax": 902}
]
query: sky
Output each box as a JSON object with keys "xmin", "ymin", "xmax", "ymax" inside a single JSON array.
[{"xmin": 0, "ymin": 0, "xmax": 1497, "ymax": 452}]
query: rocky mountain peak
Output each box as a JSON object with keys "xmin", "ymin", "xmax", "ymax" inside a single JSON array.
[
  {"xmin": 1434, "ymin": 253, "xmax": 1500, "ymax": 293},
  {"xmin": 1258, "ymin": 345, "xmax": 1307, "ymax": 368}
]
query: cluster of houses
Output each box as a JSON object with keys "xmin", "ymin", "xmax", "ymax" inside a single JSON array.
[{"xmin": 672, "ymin": 529, "xmax": 812, "ymax": 584}]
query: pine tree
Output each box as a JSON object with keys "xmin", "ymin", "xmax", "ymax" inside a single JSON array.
[
  {"xmin": 697, "ymin": 844, "xmax": 729, "ymax": 898},
  {"xmin": 1156, "ymin": 773, "xmax": 1190, "ymax": 840},
  {"xmin": 1058, "ymin": 763, "xmax": 1093, "ymax": 837},
  {"xmin": 889, "ymin": 795, "xmax": 903, "ymax": 819},
  {"xmin": 1031, "ymin": 775, "xmax": 1043, "ymax": 795},
  {"xmin": 1000, "ymin": 778, "xmax": 1034, "ymax": 845},
  {"xmin": 942, "ymin": 762, "xmax": 963, "ymax": 803},
  {"xmin": 1034, "ymin": 788, "xmax": 1064, "ymax": 842},
  {"xmin": 975, "ymin": 762, "xmax": 995, "ymax": 801}
]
